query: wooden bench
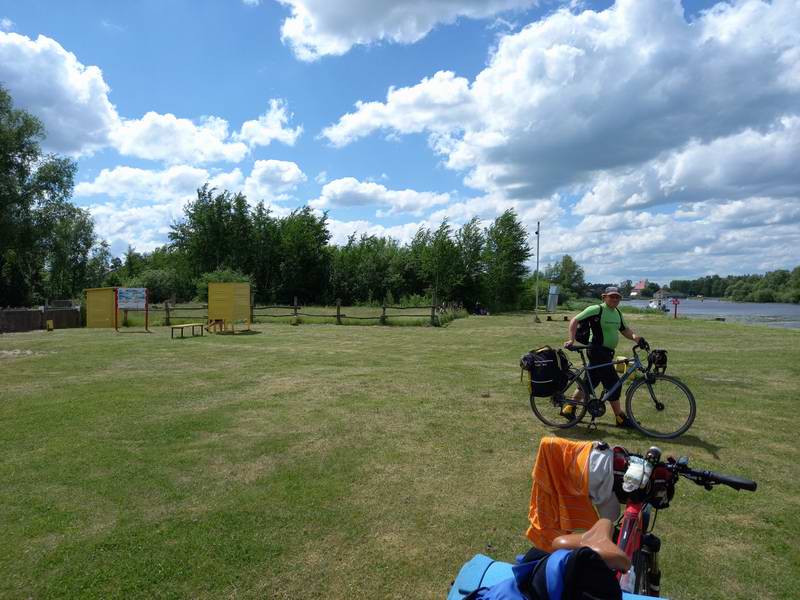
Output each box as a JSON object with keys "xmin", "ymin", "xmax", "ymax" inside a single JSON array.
[{"xmin": 171, "ymin": 323, "xmax": 205, "ymax": 339}]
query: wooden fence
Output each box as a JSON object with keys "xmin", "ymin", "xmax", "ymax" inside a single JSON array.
[
  {"xmin": 0, "ymin": 307, "xmax": 81, "ymax": 333},
  {"xmin": 157, "ymin": 297, "xmax": 460, "ymax": 327}
]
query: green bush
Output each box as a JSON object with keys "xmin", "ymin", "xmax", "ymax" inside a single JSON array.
[{"xmin": 195, "ymin": 269, "xmax": 252, "ymax": 301}]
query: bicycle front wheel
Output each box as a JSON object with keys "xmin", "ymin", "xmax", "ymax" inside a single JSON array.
[
  {"xmin": 625, "ymin": 374, "xmax": 696, "ymax": 439},
  {"xmin": 530, "ymin": 376, "xmax": 589, "ymax": 429},
  {"xmin": 632, "ymin": 550, "xmax": 660, "ymax": 597}
]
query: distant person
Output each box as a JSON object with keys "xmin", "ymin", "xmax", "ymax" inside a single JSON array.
[{"xmin": 563, "ymin": 286, "xmax": 646, "ymax": 427}]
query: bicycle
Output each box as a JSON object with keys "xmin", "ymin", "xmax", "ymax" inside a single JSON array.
[
  {"xmin": 447, "ymin": 445, "xmax": 757, "ymax": 598},
  {"xmin": 610, "ymin": 445, "xmax": 757, "ymax": 595},
  {"xmin": 530, "ymin": 340, "xmax": 696, "ymax": 439}
]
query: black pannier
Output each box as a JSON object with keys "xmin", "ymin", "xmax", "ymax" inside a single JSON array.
[{"xmin": 520, "ymin": 346, "xmax": 571, "ymax": 397}]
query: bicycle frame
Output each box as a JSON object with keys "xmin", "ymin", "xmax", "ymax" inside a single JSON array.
[
  {"xmin": 616, "ymin": 501, "xmax": 649, "ymax": 560},
  {"xmin": 571, "ymin": 348, "xmax": 645, "ymax": 404}
]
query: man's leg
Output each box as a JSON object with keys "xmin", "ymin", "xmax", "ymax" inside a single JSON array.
[{"xmin": 589, "ymin": 348, "xmax": 632, "ymax": 425}]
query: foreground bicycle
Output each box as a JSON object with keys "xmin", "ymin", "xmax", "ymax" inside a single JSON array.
[
  {"xmin": 448, "ymin": 445, "xmax": 757, "ymax": 598},
  {"xmin": 530, "ymin": 340, "xmax": 696, "ymax": 439},
  {"xmin": 610, "ymin": 445, "xmax": 757, "ymax": 595}
]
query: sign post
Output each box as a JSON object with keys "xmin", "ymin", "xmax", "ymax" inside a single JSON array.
[{"xmin": 671, "ymin": 297, "xmax": 680, "ymax": 319}]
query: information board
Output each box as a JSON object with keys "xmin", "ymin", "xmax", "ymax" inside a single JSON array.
[{"xmin": 117, "ymin": 287, "xmax": 147, "ymax": 310}]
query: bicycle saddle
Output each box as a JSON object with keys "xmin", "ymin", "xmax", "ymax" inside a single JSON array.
[{"xmin": 551, "ymin": 518, "xmax": 631, "ymax": 572}]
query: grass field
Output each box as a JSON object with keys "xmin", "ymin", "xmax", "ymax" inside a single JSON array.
[{"xmin": 1, "ymin": 312, "xmax": 798, "ymax": 599}]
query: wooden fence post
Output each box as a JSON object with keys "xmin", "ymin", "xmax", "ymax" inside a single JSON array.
[
  {"xmin": 293, "ymin": 296, "xmax": 298, "ymax": 318},
  {"xmin": 430, "ymin": 294, "xmax": 437, "ymax": 326},
  {"xmin": 336, "ymin": 299, "xmax": 342, "ymax": 325},
  {"xmin": 250, "ymin": 291, "xmax": 255, "ymax": 324},
  {"xmin": 164, "ymin": 301, "xmax": 171, "ymax": 326},
  {"xmin": 380, "ymin": 303, "xmax": 387, "ymax": 325}
]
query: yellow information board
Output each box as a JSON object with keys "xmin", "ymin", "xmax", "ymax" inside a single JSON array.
[
  {"xmin": 85, "ymin": 287, "xmax": 117, "ymax": 328},
  {"xmin": 208, "ymin": 282, "xmax": 250, "ymax": 329}
]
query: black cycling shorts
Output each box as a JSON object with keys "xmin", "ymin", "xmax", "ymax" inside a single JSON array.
[{"xmin": 587, "ymin": 346, "xmax": 621, "ymax": 402}]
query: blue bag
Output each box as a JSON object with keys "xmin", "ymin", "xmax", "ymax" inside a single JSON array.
[{"xmin": 448, "ymin": 553, "xmax": 660, "ymax": 600}]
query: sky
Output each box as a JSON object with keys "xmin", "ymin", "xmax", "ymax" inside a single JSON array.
[{"xmin": 1, "ymin": 0, "xmax": 798, "ymax": 285}]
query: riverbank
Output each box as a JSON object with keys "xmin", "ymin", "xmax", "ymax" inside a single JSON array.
[{"xmin": 623, "ymin": 297, "xmax": 800, "ymax": 329}]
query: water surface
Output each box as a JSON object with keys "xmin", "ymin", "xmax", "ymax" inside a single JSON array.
[{"xmin": 622, "ymin": 298, "xmax": 800, "ymax": 329}]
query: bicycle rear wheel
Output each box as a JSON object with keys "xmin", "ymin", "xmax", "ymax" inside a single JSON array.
[
  {"xmin": 625, "ymin": 374, "xmax": 696, "ymax": 439},
  {"xmin": 530, "ymin": 376, "xmax": 589, "ymax": 429}
]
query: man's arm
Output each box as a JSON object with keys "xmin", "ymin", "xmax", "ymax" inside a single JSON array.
[
  {"xmin": 621, "ymin": 327, "xmax": 642, "ymax": 343},
  {"xmin": 565, "ymin": 317, "xmax": 579, "ymax": 346}
]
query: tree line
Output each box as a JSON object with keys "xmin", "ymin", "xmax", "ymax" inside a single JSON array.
[
  {"xmin": 670, "ymin": 269, "xmax": 800, "ymax": 303},
  {"xmin": 158, "ymin": 185, "xmax": 533, "ymax": 311}
]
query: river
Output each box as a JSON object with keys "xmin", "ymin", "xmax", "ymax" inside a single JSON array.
[{"xmin": 622, "ymin": 298, "xmax": 800, "ymax": 329}]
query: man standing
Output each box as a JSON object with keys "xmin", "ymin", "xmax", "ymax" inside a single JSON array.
[{"xmin": 564, "ymin": 286, "xmax": 646, "ymax": 427}]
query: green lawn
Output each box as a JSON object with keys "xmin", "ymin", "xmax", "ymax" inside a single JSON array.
[{"xmin": 1, "ymin": 313, "xmax": 798, "ymax": 599}]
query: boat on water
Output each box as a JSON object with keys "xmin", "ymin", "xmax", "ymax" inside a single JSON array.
[{"xmin": 648, "ymin": 300, "xmax": 669, "ymax": 312}]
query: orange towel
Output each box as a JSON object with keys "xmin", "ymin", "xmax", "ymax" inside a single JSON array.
[{"xmin": 525, "ymin": 437, "xmax": 599, "ymax": 552}]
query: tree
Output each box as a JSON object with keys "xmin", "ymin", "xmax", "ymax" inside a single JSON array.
[
  {"xmin": 545, "ymin": 255, "xmax": 587, "ymax": 302},
  {"xmin": 422, "ymin": 220, "xmax": 460, "ymax": 302},
  {"xmin": 169, "ymin": 185, "xmax": 236, "ymax": 276},
  {"xmin": 482, "ymin": 209, "xmax": 531, "ymax": 311},
  {"xmin": 250, "ymin": 203, "xmax": 280, "ymax": 302},
  {"xmin": 0, "ymin": 85, "xmax": 90, "ymax": 305},
  {"xmin": 43, "ymin": 203, "xmax": 95, "ymax": 299},
  {"xmin": 453, "ymin": 217, "xmax": 485, "ymax": 309},
  {"xmin": 619, "ymin": 279, "xmax": 633, "ymax": 297},
  {"xmin": 277, "ymin": 207, "xmax": 331, "ymax": 303},
  {"xmin": 123, "ymin": 245, "xmax": 145, "ymax": 279}
]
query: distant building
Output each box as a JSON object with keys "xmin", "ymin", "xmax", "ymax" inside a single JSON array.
[{"xmin": 629, "ymin": 279, "xmax": 648, "ymax": 298}]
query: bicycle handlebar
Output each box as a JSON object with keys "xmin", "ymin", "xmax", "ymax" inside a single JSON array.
[{"xmin": 678, "ymin": 466, "xmax": 757, "ymax": 492}]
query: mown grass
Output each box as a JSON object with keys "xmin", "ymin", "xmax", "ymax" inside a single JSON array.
[{"xmin": 1, "ymin": 312, "xmax": 798, "ymax": 599}]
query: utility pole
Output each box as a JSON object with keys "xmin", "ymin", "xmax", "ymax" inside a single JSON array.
[{"xmin": 534, "ymin": 221, "xmax": 541, "ymax": 323}]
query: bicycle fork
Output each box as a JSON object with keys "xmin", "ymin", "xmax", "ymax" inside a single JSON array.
[{"xmin": 639, "ymin": 533, "xmax": 662, "ymax": 596}]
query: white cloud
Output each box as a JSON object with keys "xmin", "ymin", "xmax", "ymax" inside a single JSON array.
[
  {"xmin": 75, "ymin": 161, "xmax": 304, "ymax": 251},
  {"xmin": 322, "ymin": 71, "xmax": 475, "ymax": 147},
  {"xmin": 242, "ymin": 0, "xmax": 261, "ymax": 6},
  {"xmin": 0, "ymin": 32, "xmax": 120, "ymax": 155},
  {"xmin": 110, "ymin": 113, "xmax": 250, "ymax": 164},
  {"xmin": 75, "ymin": 165, "xmax": 213, "ymax": 203},
  {"xmin": 325, "ymin": 217, "xmax": 431, "ymax": 246},
  {"xmin": 234, "ymin": 99, "xmax": 303, "ymax": 147},
  {"xmin": 278, "ymin": 0, "xmax": 537, "ymax": 61},
  {"xmin": 1, "ymin": 17, "xmax": 14, "ymax": 31},
  {"xmin": 0, "ymin": 31, "xmax": 301, "ymax": 163},
  {"xmin": 315, "ymin": 170, "xmax": 328, "ymax": 184},
  {"xmin": 324, "ymin": 0, "xmax": 800, "ymax": 203},
  {"xmin": 541, "ymin": 199, "xmax": 800, "ymax": 284},
  {"xmin": 243, "ymin": 159, "xmax": 307, "ymax": 202},
  {"xmin": 310, "ymin": 177, "xmax": 450, "ymax": 216},
  {"xmin": 575, "ymin": 116, "xmax": 800, "ymax": 216}
]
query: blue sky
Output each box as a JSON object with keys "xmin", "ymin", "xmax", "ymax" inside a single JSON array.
[{"xmin": 1, "ymin": 0, "xmax": 798, "ymax": 285}]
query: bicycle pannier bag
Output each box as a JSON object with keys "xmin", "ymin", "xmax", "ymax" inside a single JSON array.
[{"xmin": 520, "ymin": 346, "xmax": 570, "ymax": 397}]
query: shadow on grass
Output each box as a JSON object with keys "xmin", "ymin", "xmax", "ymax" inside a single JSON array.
[
  {"xmin": 214, "ymin": 329, "xmax": 262, "ymax": 336},
  {"xmin": 548, "ymin": 424, "xmax": 724, "ymax": 457}
]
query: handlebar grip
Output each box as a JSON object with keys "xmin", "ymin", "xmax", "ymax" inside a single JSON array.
[{"xmin": 705, "ymin": 470, "xmax": 757, "ymax": 491}]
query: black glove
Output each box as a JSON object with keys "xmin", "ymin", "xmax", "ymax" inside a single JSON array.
[{"xmin": 637, "ymin": 337, "xmax": 649, "ymax": 350}]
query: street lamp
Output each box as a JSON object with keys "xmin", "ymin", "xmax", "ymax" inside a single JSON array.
[{"xmin": 534, "ymin": 221, "xmax": 541, "ymax": 323}]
